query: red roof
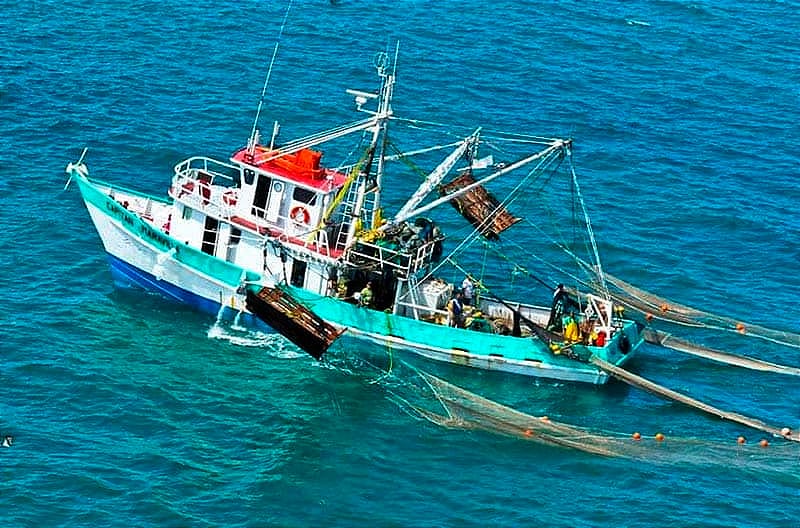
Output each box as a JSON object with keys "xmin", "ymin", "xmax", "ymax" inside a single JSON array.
[{"xmin": 231, "ymin": 146, "xmax": 348, "ymax": 190}]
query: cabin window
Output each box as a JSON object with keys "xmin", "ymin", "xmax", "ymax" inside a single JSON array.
[
  {"xmin": 228, "ymin": 227, "xmax": 241, "ymax": 246},
  {"xmin": 243, "ymin": 169, "xmax": 255, "ymax": 185},
  {"xmin": 293, "ymin": 187, "xmax": 317, "ymax": 206},
  {"xmin": 182, "ymin": 205, "xmax": 192, "ymax": 220},
  {"xmin": 290, "ymin": 260, "xmax": 307, "ymax": 288}
]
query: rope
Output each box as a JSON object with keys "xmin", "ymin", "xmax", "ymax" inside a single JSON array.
[
  {"xmin": 568, "ymin": 153, "xmax": 608, "ymax": 297},
  {"xmin": 412, "ymin": 146, "xmax": 566, "ymax": 287},
  {"xmin": 389, "ymin": 116, "xmax": 561, "ymax": 145},
  {"xmin": 387, "ymin": 141, "xmax": 430, "ymax": 179},
  {"xmin": 590, "ymin": 356, "xmax": 799, "ymax": 443},
  {"xmin": 369, "ymin": 312, "xmax": 395, "ymax": 384}
]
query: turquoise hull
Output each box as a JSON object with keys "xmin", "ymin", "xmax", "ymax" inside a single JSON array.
[{"xmin": 286, "ymin": 286, "xmax": 642, "ymax": 384}]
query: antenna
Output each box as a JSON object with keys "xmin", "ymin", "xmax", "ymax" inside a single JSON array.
[
  {"xmin": 392, "ymin": 41, "xmax": 400, "ymax": 77},
  {"xmin": 247, "ymin": 0, "xmax": 294, "ymax": 157},
  {"xmin": 269, "ymin": 121, "xmax": 280, "ymax": 150}
]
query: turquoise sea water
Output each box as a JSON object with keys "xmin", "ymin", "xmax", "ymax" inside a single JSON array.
[{"xmin": 2, "ymin": 1, "xmax": 800, "ymax": 526}]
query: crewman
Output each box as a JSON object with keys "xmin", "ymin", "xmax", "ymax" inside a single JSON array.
[
  {"xmin": 447, "ymin": 292, "xmax": 464, "ymax": 327},
  {"xmin": 359, "ymin": 281, "xmax": 373, "ymax": 308},
  {"xmin": 547, "ymin": 283, "xmax": 580, "ymax": 332},
  {"xmin": 461, "ymin": 276, "xmax": 474, "ymax": 306},
  {"xmin": 563, "ymin": 312, "xmax": 580, "ymax": 342},
  {"xmin": 336, "ymin": 275, "xmax": 348, "ymax": 298}
]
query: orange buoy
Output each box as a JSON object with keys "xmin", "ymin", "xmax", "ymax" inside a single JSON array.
[
  {"xmin": 524, "ymin": 429, "xmax": 533, "ymax": 437},
  {"xmin": 645, "ymin": 313, "xmax": 654, "ymax": 322},
  {"xmin": 759, "ymin": 439, "xmax": 769, "ymax": 448},
  {"xmin": 655, "ymin": 432, "xmax": 665, "ymax": 442},
  {"xmin": 737, "ymin": 436, "xmax": 746, "ymax": 445},
  {"xmin": 632, "ymin": 432, "xmax": 641, "ymax": 441},
  {"xmin": 659, "ymin": 303, "xmax": 669, "ymax": 313},
  {"xmin": 736, "ymin": 322, "xmax": 746, "ymax": 334}
]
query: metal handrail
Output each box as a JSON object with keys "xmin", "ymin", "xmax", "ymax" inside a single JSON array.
[{"xmin": 173, "ymin": 156, "xmax": 240, "ymax": 186}]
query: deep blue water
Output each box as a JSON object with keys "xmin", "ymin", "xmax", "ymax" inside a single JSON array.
[{"xmin": 2, "ymin": 1, "xmax": 800, "ymax": 526}]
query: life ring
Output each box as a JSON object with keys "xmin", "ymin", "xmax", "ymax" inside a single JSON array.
[{"xmin": 290, "ymin": 205, "xmax": 311, "ymax": 225}]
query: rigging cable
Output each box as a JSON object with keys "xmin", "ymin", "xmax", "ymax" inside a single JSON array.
[
  {"xmin": 567, "ymin": 150, "xmax": 609, "ymax": 298},
  {"xmin": 414, "ymin": 145, "xmax": 566, "ymax": 287},
  {"xmin": 247, "ymin": 0, "xmax": 294, "ymax": 150}
]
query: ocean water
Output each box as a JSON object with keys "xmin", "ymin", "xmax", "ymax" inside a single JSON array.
[{"xmin": 2, "ymin": 1, "xmax": 800, "ymax": 526}]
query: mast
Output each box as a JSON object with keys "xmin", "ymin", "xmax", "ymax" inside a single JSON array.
[
  {"xmin": 393, "ymin": 129, "xmax": 481, "ymax": 222},
  {"xmin": 371, "ymin": 43, "xmax": 399, "ymax": 228},
  {"xmin": 392, "ymin": 139, "xmax": 566, "ymax": 225},
  {"xmin": 342, "ymin": 48, "xmax": 397, "ymax": 249}
]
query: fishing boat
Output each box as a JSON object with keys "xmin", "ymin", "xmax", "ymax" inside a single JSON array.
[{"xmin": 65, "ymin": 50, "xmax": 644, "ymax": 385}]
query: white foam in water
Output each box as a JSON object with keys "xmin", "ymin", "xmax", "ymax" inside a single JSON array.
[{"xmin": 207, "ymin": 307, "xmax": 303, "ymax": 359}]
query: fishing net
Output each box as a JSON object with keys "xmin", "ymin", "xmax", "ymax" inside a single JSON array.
[
  {"xmin": 413, "ymin": 370, "xmax": 622, "ymax": 456},
  {"xmin": 643, "ymin": 328, "xmax": 800, "ymax": 377},
  {"xmin": 601, "ymin": 272, "xmax": 800, "ymax": 349},
  {"xmin": 377, "ymin": 364, "xmax": 800, "ymax": 476}
]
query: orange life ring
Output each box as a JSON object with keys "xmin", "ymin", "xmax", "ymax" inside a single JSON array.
[{"xmin": 290, "ymin": 205, "xmax": 311, "ymax": 225}]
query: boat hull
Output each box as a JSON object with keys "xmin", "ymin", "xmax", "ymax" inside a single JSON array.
[
  {"xmin": 75, "ymin": 174, "xmax": 640, "ymax": 385},
  {"xmin": 284, "ymin": 286, "xmax": 640, "ymax": 384}
]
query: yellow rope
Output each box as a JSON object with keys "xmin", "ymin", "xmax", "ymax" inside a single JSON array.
[{"xmin": 305, "ymin": 148, "xmax": 373, "ymax": 243}]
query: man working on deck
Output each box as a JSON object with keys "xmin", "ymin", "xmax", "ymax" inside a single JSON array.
[
  {"xmin": 358, "ymin": 281, "xmax": 373, "ymax": 308},
  {"xmin": 547, "ymin": 283, "xmax": 580, "ymax": 332},
  {"xmin": 461, "ymin": 276, "xmax": 474, "ymax": 306},
  {"xmin": 447, "ymin": 292, "xmax": 464, "ymax": 328}
]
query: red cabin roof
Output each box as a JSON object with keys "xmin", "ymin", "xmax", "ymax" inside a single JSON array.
[{"xmin": 231, "ymin": 146, "xmax": 348, "ymax": 190}]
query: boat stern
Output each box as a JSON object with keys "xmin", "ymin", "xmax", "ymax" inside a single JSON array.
[{"xmin": 589, "ymin": 319, "xmax": 643, "ymax": 367}]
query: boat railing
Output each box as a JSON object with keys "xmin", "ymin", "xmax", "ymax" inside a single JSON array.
[
  {"xmin": 106, "ymin": 187, "xmax": 164, "ymax": 225},
  {"xmin": 170, "ymin": 157, "xmax": 241, "ymax": 219},
  {"xmin": 173, "ymin": 156, "xmax": 240, "ymax": 186},
  {"xmin": 345, "ymin": 238, "xmax": 437, "ymax": 277},
  {"xmin": 170, "ymin": 172, "xmax": 238, "ymax": 221}
]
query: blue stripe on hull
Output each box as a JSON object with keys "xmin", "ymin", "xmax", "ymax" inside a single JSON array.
[{"xmin": 106, "ymin": 254, "xmax": 274, "ymax": 333}]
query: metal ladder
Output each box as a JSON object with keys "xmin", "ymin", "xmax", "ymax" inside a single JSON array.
[{"xmin": 334, "ymin": 175, "xmax": 369, "ymax": 252}]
